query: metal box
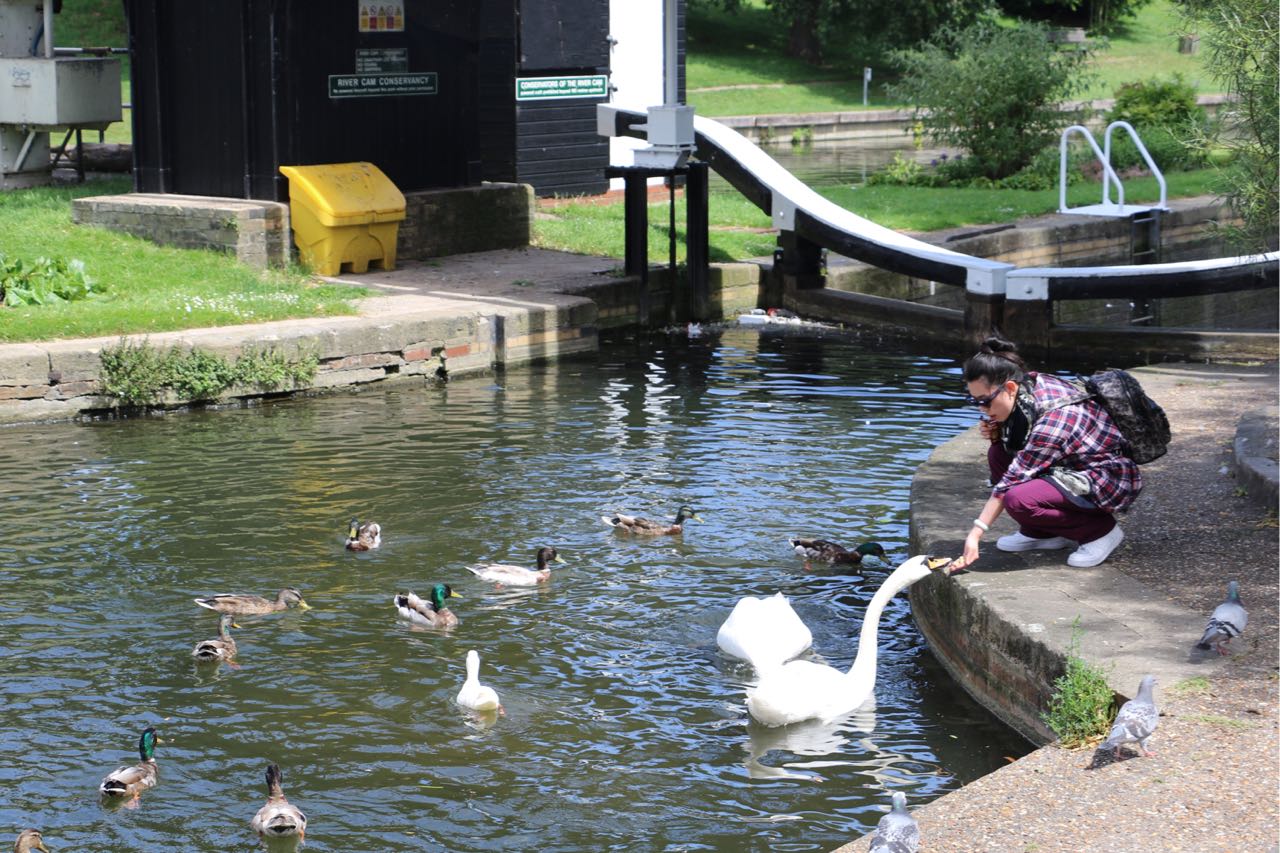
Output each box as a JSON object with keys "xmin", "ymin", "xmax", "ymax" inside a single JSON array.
[{"xmin": 0, "ymin": 57, "xmax": 122, "ymax": 128}]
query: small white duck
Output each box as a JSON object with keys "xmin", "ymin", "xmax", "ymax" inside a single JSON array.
[
  {"xmin": 456, "ymin": 649, "xmax": 503, "ymax": 713},
  {"xmin": 746, "ymin": 556, "xmax": 950, "ymax": 727},
  {"xmin": 716, "ymin": 592, "xmax": 813, "ymax": 672}
]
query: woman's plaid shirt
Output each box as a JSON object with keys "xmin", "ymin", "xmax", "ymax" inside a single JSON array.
[{"xmin": 994, "ymin": 373, "xmax": 1143, "ymax": 512}]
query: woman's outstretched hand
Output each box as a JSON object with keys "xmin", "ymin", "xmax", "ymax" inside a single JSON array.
[{"xmin": 947, "ymin": 531, "xmax": 982, "ymax": 573}]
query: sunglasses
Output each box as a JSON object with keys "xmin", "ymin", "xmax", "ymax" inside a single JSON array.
[{"xmin": 964, "ymin": 386, "xmax": 1006, "ymax": 408}]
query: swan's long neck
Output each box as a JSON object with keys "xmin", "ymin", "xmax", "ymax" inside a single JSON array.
[{"xmin": 845, "ymin": 568, "xmax": 915, "ymax": 685}]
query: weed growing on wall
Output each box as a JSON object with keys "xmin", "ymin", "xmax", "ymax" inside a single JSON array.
[
  {"xmin": 100, "ymin": 340, "xmax": 318, "ymax": 407},
  {"xmin": 1041, "ymin": 620, "xmax": 1115, "ymax": 748}
]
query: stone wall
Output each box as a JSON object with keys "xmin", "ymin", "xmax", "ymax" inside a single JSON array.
[
  {"xmin": 397, "ymin": 183, "xmax": 533, "ymax": 260},
  {"xmin": 71, "ymin": 194, "xmax": 290, "ymax": 269}
]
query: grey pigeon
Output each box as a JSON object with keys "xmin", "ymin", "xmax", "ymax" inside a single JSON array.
[
  {"xmin": 869, "ymin": 791, "xmax": 919, "ymax": 853},
  {"xmin": 1100, "ymin": 674, "xmax": 1158, "ymax": 758},
  {"xmin": 1195, "ymin": 580, "xmax": 1247, "ymax": 655}
]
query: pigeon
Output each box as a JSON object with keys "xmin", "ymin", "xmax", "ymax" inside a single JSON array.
[
  {"xmin": 869, "ymin": 791, "xmax": 919, "ymax": 853},
  {"xmin": 1100, "ymin": 674, "xmax": 1158, "ymax": 758},
  {"xmin": 1195, "ymin": 581, "xmax": 1247, "ymax": 655}
]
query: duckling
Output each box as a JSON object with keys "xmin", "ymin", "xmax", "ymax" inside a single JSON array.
[
  {"xmin": 600, "ymin": 505, "xmax": 703, "ymax": 535},
  {"xmin": 394, "ymin": 584, "xmax": 462, "ymax": 628},
  {"xmin": 345, "ymin": 517, "xmax": 382, "ymax": 551},
  {"xmin": 99, "ymin": 727, "xmax": 159, "ymax": 801},
  {"xmin": 192, "ymin": 613, "xmax": 240, "ymax": 662},
  {"xmin": 465, "ymin": 547, "xmax": 564, "ymax": 587},
  {"xmin": 14, "ymin": 830, "xmax": 49, "ymax": 853},
  {"xmin": 456, "ymin": 649, "xmax": 503, "ymax": 713},
  {"xmin": 193, "ymin": 587, "xmax": 310, "ymax": 616},
  {"xmin": 250, "ymin": 763, "xmax": 307, "ymax": 842},
  {"xmin": 789, "ymin": 538, "xmax": 886, "ymax": 570}
]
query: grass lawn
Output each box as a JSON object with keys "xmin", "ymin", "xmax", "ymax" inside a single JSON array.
[
  {"xmin": 0, "ymin": 179, "xmax": 368, "ymax": 344},
  {"xmin": 533, "ymin": 170, "xmax": 1219, "ymax": 264},
  {"xmin": 688, "ymin": 0, "xmax": 1217, "ymax": 117}
]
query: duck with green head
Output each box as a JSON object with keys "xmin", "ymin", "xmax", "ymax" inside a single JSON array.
[
  {"xmin": 394, "ymin": 584, "xmax": 462, "ymax": 628},
  {"xmin": 466, "ymin": 547, "xmax": 565, "ymax": 587},
  {"xmin": 601, "ymin": 506, "xmax": 703, "ymax": 535},
  {"xmin": 789, "ymin": 538, "xmax": 886, "ymax": 570},
  {"xmin": 99, "ymin": 727, "xmax": 159, "ymax": 801},
  {"xmin": 192, "ymin": 613, "xmax": 240, "ymax": 662}
]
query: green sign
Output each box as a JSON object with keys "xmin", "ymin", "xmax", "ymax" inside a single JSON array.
[
  {"xmin": 515, "ymin": 75, "xmax": 609, "ymax": 102},
  {"xmin": 329, "ymin": 72, "xmax": 437, "ymax": 99}
]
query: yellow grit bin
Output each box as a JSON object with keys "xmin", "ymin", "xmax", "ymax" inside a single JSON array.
[{"xmin": 278, "ymin": 162, "xmax": 406, "ymax": 275}]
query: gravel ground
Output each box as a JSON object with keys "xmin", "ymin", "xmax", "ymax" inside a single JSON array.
[{"xmin": 836, "ymin": 363, "xmax": 1279, "ymax": 853}]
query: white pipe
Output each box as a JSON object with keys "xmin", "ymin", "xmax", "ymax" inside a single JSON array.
[
  {"xmin": 43, "ymin": 0, "xmax": 54, "ymax": 58},
  {"xmin": 663, "ymin": 0, "xmax": 677, "ymax": 105}
]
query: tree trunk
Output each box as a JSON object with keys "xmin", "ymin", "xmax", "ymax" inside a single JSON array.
[{"xmin": 785, "ymin": 1, "xmax": 823, "ymax": 64}]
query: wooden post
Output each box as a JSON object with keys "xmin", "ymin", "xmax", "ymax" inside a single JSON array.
[
  {"xmin": 686, "ymin": 161, "xmax": 710, "ymax": 322},
  {"xmin": 621, "ymin": 172, "xmax": 650, "ymax": 325},
  {"xmin": 1003, "ymin": 298, "xmax": 1052, "ymax": 364},
  {"xmin": 964, "ymin": 291, "xmax": 1004, "ymax": 347},
  {"xmin": 775, "ymin": 230, "xmax": 824, "ymax": 294}
]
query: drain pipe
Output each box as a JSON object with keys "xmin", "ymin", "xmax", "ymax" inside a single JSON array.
[{"xmin": 43, "ymin": 0, "xmax": 54, "ymax": 58}]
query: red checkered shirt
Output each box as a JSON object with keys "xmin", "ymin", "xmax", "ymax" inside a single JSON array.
[{"xmin": 993, "ymin": 373, "xmax": 1143, "ymax": 512}]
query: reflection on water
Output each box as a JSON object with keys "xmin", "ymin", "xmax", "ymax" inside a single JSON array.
[{"xmin": 0, "ymin": 326, "xmax": 1030, "ymax": 851}]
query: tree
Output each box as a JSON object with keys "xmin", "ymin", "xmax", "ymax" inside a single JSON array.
[
  {"xmin": 689, "ymin": 0, "xmax": 986, "ymax": 65},
  {"xmin": 887, "ymin": 21, "xmax": 1096, "ymax": 180},
  {"xmin": 1180, "ymin": 0, "xmax": 1278, "ymax": 252}
]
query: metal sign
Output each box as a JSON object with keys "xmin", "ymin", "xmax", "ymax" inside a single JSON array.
[
  {"xmin": 328, "ymin": 72, "xmax": 437, "ymax": 99},
  {"xmin": 515, "ymin": 75, "xmax": 608, "ymax": 102},
  {"xmin": 355, "ymin": 49, "xmax": 408, "ymax": 74}
]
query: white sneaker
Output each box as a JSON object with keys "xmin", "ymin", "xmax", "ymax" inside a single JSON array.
[
  {"xmin": 996, "ymin": 531, "xmax": 1073, "ymax": 552},
  {"xmin": 1067, "ymin": 526, "xmax": 1125, "ymax": 567}
]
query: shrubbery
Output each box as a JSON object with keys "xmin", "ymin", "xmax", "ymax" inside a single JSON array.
[
  {"xmin": 0, "ymin": 253, "xmax": 103, "ymax": 307},
  {"xmin": 100, "ymin": 340, "xmax": 319, "ymax": 407}
]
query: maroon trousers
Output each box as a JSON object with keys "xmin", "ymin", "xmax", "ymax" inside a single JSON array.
[{"xmin": 989, "ymin": 443, "xmax": 1116, "ymax": 544}]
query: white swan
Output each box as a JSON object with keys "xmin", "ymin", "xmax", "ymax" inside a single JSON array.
[
  {"xmin": 746, "ymin": 555, "xmax": 950, "ymax": 727},
  {"xmin": 456, "ymin": 649, "xmax": 503, "ymax": 713},
  {"xmin": 716, "ymin": 592, "xmax": 813, "ymax": 672}
]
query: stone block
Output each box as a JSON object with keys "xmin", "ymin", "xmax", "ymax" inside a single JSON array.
[
  {"xmin": 0, "ymin": 344, "xmax": 50, "ymax": 386},
  {"xmin": 323, "ymin": 352, "xmax": 404, "ymax": 372},
  {"xmin": 311, "ymin": 366, "xmax": 386, "ymax": 388},
  {"xmin": 0, "ymin": 384, "xmax": 48, "ymax": 401}
]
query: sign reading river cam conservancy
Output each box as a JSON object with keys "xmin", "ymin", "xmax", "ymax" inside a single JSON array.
[{"xmin": 328, "ymin": 72, "xmax": 438, "ymax": 99}]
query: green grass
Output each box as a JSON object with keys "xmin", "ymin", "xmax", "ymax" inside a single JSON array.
[
  {"xmin": 534, "ymin": 169, "xmax": 1218, "ymax": 263},
  {"xmin": 687, "ymin": 0, "xmax": 1217, "ymax": 117},
  {"xmin": 0, "ymin": 179, "xmax": 368, "ymax": 344}
]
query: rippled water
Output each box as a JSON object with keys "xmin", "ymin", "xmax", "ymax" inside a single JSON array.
[{"xmin": 0, "ymin": 326, "xmax": 1029, "ymax": 851}]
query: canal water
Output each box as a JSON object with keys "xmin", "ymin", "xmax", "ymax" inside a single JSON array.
[{"xmin": 0, "ymin": 326, "xmax": 1030, "ymax": 852}]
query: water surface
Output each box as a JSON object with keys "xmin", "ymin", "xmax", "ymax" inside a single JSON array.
[{"xmin": 0, "ymin": 326, "xmax": 1029, "ymax": 851}]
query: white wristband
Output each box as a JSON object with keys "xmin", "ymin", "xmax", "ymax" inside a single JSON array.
[{"xmin": 972, "ymin": 518, "xmax": 990, "ymax": 532}]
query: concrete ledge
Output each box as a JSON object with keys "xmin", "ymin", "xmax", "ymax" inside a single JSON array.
[{"xmin": 1233, "ymin": 405, "xmax": 1279, "ymax": 510}]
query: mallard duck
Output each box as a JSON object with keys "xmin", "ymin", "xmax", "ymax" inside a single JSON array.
[
  {"xmin": 600, "ymin": 505, "xmax": 703, "ymax": 535},
  {"xmin": 716, "ymin": 592, "xmax": 813, "ymax": 672},
  {"xmin": 789, "ymin": 538, "xmax": 887, "ymax": 569},
  {"xmin": 465, "ymin": 547, "xmax": 564, "ymax": 586},
  {"xmin": 193, "ymin": 587, "xmax": 310, "ymax": 615},
  {"xmin": 456, "ymin": 649, "xmax": 503, "ymax": 713},
  {"xmin": 99, "ymin": 727, "xmax": 159, "ymax": 800},
  {"xmin": 394, "ymin": 584, "xmax": 462, "ymax": 627},
  {"xmin": 345, "ymin": 517, "xmax": 382, "ymax": 551},
  {"xmin": 13, "ymin": 830, "xmax": 49, "ymax": 853},
  {"xmin": 192, "ymin": 613, "xmax": 240, "ymax": 662},
  {"xmin": 250, "ymin": 763, "xmax": 307, "ymax": 841},
  {"xmin": 746, "ymin": 556, "xmax": 951, "ymax": 727}
]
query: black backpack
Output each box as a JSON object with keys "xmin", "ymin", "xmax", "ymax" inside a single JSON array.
[{"xmin": 1040, "ymin": 369, "xmax": 1171, "ymax": 464}]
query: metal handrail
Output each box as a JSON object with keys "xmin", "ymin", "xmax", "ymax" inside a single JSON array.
[
  {"xmin": 1103, "ymin": 120, "xmax": 1167, "ymax": 210},
  {"xmin": 1059, "ymin": 124, "xmax": 1126, "ymax": 213}
]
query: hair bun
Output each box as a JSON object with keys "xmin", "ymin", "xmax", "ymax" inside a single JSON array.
[{"xmin": 980, "ymin": 335, "xmax": 1019, "ymax": 355}]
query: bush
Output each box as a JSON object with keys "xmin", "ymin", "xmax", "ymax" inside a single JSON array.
[
  {"xmin": 1041, "ymin": 623, "xmax": 1115, "ymax": 748},
  {"xmin": 1107, "ymin": 74, "xmax": 1206, "ymax": 131},
  {"xmin": 1108, "ymin": 125, "xmax": 1208, "ymax": 172},
  {"xmin": 100, "ymin": 340, "xmax": 319, "ymax": 407},
  {"xmin": 888, "ymin": 21, "xmax": 1096, "ymax": 180},
  {"xmin": 0, "ymin": 253, "xmax": 103, "ymax": 307}
]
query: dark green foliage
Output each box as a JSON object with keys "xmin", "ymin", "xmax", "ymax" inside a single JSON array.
[
  {"xmin": 100, "ymin": 340, "xmax": 319, "ymax": 407},
  {"xmin": 1107, "ymin": 74, "xmax": 1205, "ymax": 130},
  {"xmin": 888, "ymin": 21, "xmax": 1096, "ymax": 180},
  {"xmin": 1108, "ymin": 126, "xmax": 1208, "ymax": 172},
  {"xmin": 1041, "ymin": 623, "xmax": 1116, "ymax": 748},
  {"xmin": 996, "ymin": 0, "xmax": 1153, "ymax": 34},
  {"xmin": 0, "ymin": 253, "xmax": 104, "ymax": 307},
  {"xmin": 1180, "ymin": 0, "xmax": 1278, "ymax": 252}
]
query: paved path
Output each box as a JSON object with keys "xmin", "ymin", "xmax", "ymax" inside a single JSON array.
[{"xmin": 837, "ymin": 363, "xmax": 1279, "ymax": 853}]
